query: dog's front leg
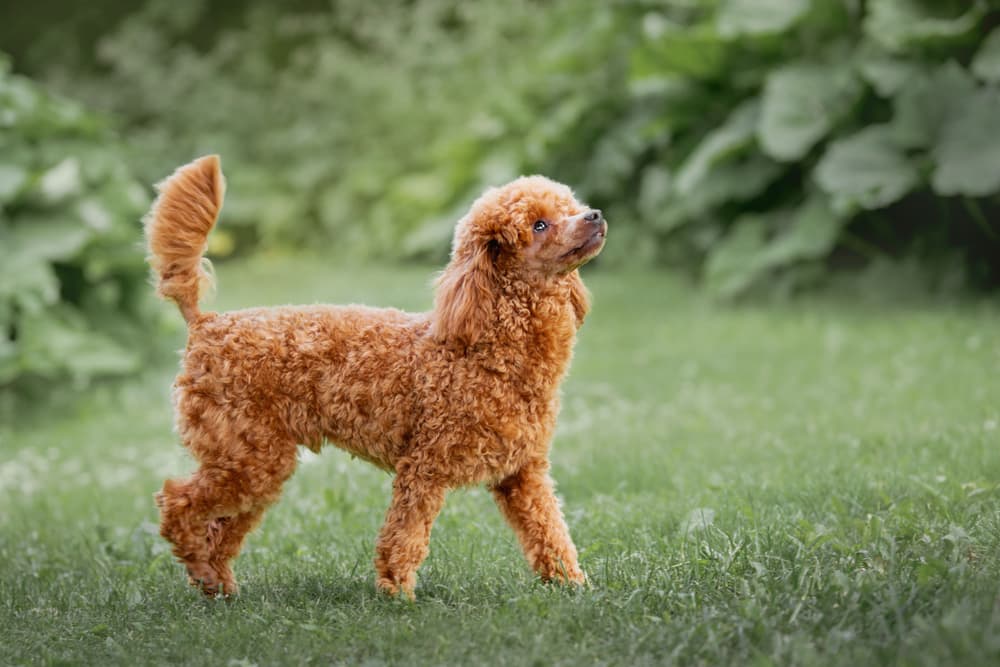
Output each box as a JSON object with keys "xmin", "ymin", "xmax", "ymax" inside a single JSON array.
[
  {"xmin": 490, "ymin": 460, "xmax": 586, "ymax": 585},
  {"xmin": 373, "ymin": 467, "xmax": 447, "ymax": 600}
]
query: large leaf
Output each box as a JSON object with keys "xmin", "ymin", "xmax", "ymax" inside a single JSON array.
[
  {"xmin": 651, "ymin": 123, "xmax": 785, "ymax": 231},
  {"xmin": 858, "ymin": 54, "xmax": 920, "ymax": 97},
  {"xmin": 705, "ymin": 196, "xmax": 844, "ymax": 298},
  {"xmin": 757, "ymin": 195, "xmax": 844, "ymax": 269},
  {"xmin": 971, "ymin": 27, "xmax": 1000, "ymax": 83},
  {"xmin": 704, "ymin": 215, "xmax": 769, "ymax": 298},
  {"xmin": 16, "ymin": 309, "xmax": 140, "ymax": 382},
  {"xmin": 584, "ymin": 108, "xmax": 667, "ymax": 198},
  {"xmin": 931, "ymin": 87, "xmax": 1000, "ymax": 196},
  {"xmin": 890, "ymin": 62, "xmax": 976, "ymax": 149},
  {"xmin": 0, "ymin": 338, "xmax": 17, "ymax": 384},
  {"xmin": 0, "ymin": 163, "xmax": 28, "ymax": 203},
  {"xmin": 632, "ymin": 19, "xmax": 729, "ymax": 80},
  {"xmin": 637, "ymin": 165, "xmax": 674, "ymax": 230},
  {"xmin": 690, "ymin": 156, "xmax": 784, "ymax": 208},
  {"xmin": 716, "ymin": 0, "xmax": 811, "ymax": 38},
  {"xmin": 667, "ymin": 154, "xmax": 785, "ymax": 229},
  {"xmin": 814, "ymin": 125, "xmax": 920, "ymax": 214},
  {"xmin": 675, "ymin": 99, "xmax": 760, "ymax": 194},
  {"xmin": 864, "ymin": 0, "xmax": 985, "ymax": 54},
  {"xmin": 38, "ymin": 157, "xmax": 82, "ymax": 203},
  {"xmin": 0, "ymin": 251, "xmax": 60, "ymax": 313},
  {"xmin": 758, "ymin": 63, "xmax": 863, "ymax": 162},
  {"xmin": 5, "ymin": 216, "xmax": 92, "ymax": 263}
]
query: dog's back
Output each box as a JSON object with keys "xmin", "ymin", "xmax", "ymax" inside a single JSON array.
[{"xmin": 177, "ymin": 304, "xmax": 427, "ymax": 468}]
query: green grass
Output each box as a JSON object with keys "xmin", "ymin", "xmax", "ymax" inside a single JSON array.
[{"xmin": 2, "ymin": 255, "xmax": 999, "ymax": 666}]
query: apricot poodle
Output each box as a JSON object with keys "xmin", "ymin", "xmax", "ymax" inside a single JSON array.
[{"xmin": 145, "ymin": 155, "xmax": 607, "ymax": 598}]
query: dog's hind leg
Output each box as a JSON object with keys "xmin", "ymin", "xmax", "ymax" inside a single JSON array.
[
  {"xmin": 156, "ymin": 441, "xmax": 297, "ymax": 597},
  {"xmin": 489, "ymin": 460, "xmax": 586, "ymax": 585}
]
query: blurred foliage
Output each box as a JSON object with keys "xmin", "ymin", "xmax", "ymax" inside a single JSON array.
[
  {"xmin": 613, "ymin": 0, "xmax": 1000, "ymax": 296},
  {"xmin": 4, "ymin": 0, "xmax": 1000, "ymax": 302},
  {"xmin": 30, "ymin": 0, "xmax": 589, "ymax": 259},
  {"xmin": 0, "ymin": 55, "xmax": 155, "ymax": 400}
]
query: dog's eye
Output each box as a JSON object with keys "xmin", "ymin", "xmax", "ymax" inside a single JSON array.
[{"xmin": 533, "ymin": 220, "xmax": 549, "ymax": 233}]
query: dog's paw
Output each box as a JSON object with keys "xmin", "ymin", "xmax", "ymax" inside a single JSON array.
[
  {"xmin": 188, "ymin": 576, "xmax": 238, "ymax": 599},
  {"xmin": 540, "ymin": 563, "xmax": 588, "ymax": 588},
  {"xmin": 376, "ymin": 576, "xmax": 416, "ymax": 601},
  {"xmin": 567, "ymin": 566, "xmax": 588, "ymax": 585},
  {"xmin": 186, "ymin": 562, "xmax": 238, "ymax": 598}
]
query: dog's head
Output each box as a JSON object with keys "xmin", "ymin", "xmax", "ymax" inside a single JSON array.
[{"xmin": 432, "ymin": 176, "xmax": 607, "ymax": 347}]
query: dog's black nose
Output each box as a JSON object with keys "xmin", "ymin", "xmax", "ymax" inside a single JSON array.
[{"xmin": 584, "ymin": 209, "xmax": 602, "ymax": 223}]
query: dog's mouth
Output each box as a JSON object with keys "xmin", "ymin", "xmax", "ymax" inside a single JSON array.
[{"xmin": 561, "ymin": 226, "xmax": 607, "ymax": 262}]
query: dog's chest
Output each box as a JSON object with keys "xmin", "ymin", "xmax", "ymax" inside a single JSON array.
[{"xmin": 408, "ymin": 352, "xmax": 562, "ymax": 482}]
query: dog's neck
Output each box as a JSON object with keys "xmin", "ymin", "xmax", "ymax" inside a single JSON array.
[
  {"xmin": 461, "ymin": 274, "xmax": 578, "ymax": 364},
  {"xmin": 428, "ymin": 253, "xmax": 587, "ymax": 369}
]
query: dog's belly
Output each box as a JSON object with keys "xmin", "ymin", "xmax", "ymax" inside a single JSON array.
[
  {"xmin": 322, "ymin": 439, "xmax": 396, "ymax": 470},
  {"xmin": 318, "ymin": 420, "xmax": 405, "ymax": 471}
]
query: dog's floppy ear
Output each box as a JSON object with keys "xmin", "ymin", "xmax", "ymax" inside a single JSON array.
[
  {"xmin": 566, "ymin": 269, "xmax": 591, "ymax": 328},
  {"xmin": 432, "ymin": 239, "xmax": 499, "ymax": 347}
]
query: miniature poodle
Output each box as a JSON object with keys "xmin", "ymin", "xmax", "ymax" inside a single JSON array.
[{"xmin": 145, "ymin": 155, "xmax": 607, "ymax": 599}]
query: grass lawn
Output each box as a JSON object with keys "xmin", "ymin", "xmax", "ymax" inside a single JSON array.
[{"xmin": 2, "ymin": 255, "xmax": 999, "ymax": 666}]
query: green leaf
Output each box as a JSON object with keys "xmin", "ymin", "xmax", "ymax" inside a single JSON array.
[
  {"xmin": 858, "ymin": 55, "xmax": 920, "ymax": 97},
  {"xmin": 758, "ymin": 64, "xmax": 863, "ymax": 162},
  {"xmin": 971, "ymin": 27, "xmax": 1000, "ymax": 83},
  {"xmin": 675, "ymin": 99, "xmax": 760, "ymax": 194},
  {"xmin": 758, "ymin": 195, "xmax": 844, "ymax": 269},
  {"xmin": 632, "ymin": 19, "xmax": 729, "ymax": 80},
  {"xmin": 38, "ymin": 157, "xmax": 82, "ymax": 203},
  {"xmin": 670, "ymin": 155, "xmax": 784, "ymax": 227},
  {"xmin": 637, "ymin": 165, "xmax": 674, "ymax": 230},
  {"xmin": 6, "ymin": 216, "xmax": 92, "ymax": 263},
  {"xmin": 692, "ymin": 156, "xmax": 785, "ymax": 208},
  {"xmin": 864, "ymin": 0, "xmax": 984, "ymax": 53},
  {"xmin": 390, "ymin": 172, "xmax": 452, "ymax": 211},
  {"xmin": 0, "ymin": 343, "xmax": 17, "ymax": 384},
  {"xmin": 75, "ymin": 199, "xmax": 115, "ymax": 232},
  {"xmin": 0, "ymin": 163, "xmax": 28, "ymax": 203},
  {"xmin": 931, "ymin": 87, "xmax": 1000, "ymax": 196},
  {"xmin": 704, "ymin": 215, "xmax": 769, "ymax": 298},
  {"xmin": 716, "ymin": 0, "xmax": 811, "ymax": 38},
  {"xmin": 890, "ymin": 62, "xmax": 976, "ymax": 149},
  {"xmin": 0, "ymin": 251, "xmax": 60, "ymax": 312},
  {"xmin": 17, "ymin": 309, "xmax": 140, "ymax": 382},
  {"xmin": 814, "ymin": 125, "xmax": 920, "ymax": 214},
  {"xmin": 704, "ymin": 196, "xmax": 844, "ymax": 298},
  {"xmin": 584, "ymin": 109, "xmax": 666, "ymax": 198}
]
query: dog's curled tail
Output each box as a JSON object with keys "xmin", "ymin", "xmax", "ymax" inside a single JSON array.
[{"xmin": 143, "ymin": 155, "xmax": 225, "ymax": 323}]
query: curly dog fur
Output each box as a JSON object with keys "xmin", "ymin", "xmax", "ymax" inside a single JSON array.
[{"xmin": 146, "ymin": 155, "xmax": 607, "ymax": 598}]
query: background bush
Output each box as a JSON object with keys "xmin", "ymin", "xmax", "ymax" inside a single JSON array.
[
  {"xmin": 578, "ymin": 0, "xmax": 1000, "ymax": 296},
  {"xmin": 9, "ymin": 0, "xmax": 998, "ymax": 294},
  {"xmin": 2, "ymin": 0, "xmax": 999, "ymax": 404},
  {"xmin": 0, "ymin": 56, "xmax": 154, "ymax": 401},
  {"xmin": 27, "ymin": 0, "xmax": 589, "ymax": 258}
]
